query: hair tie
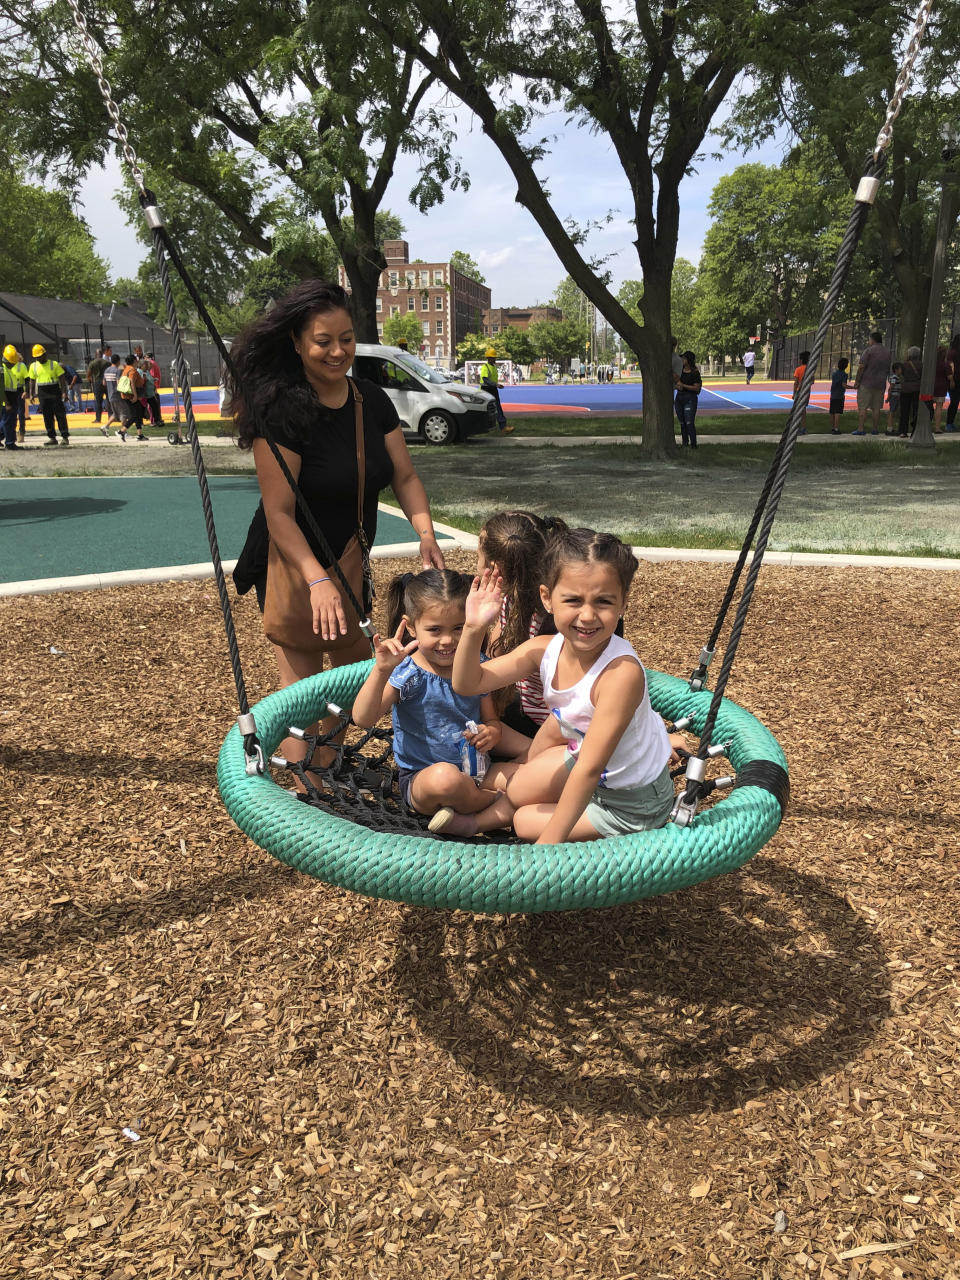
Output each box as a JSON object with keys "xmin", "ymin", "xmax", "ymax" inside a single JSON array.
[{"xmin": 400, "ymin": 571, "xmax": 415, "ymax": 586}]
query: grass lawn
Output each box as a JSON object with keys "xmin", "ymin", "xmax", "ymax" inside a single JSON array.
[
  {"xmin": 503, "ymin": 413, "xmax": 797, "ymax": 436},
  {"xmin": 394, "ymin": 439, "xmax": 960, "ymax": 558}
]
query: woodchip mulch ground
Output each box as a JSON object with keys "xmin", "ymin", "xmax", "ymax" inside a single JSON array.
[{"xmin": 2, "ymin": 554, "xmax": 958, "ymax": 1280}]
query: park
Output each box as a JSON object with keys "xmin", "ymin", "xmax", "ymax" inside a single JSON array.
[{"xmin": 2, "ymin": 2, "xmax": 959, "ymax": 1278}]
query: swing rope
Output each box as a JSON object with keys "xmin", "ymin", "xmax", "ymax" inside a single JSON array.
[
  {"xmin": 66, "ymin": 0, "xmax": 374, "ymax": 773},
  {"xmin": 674, "ymin": 0, "xmax": 935, "ymax": 823}
]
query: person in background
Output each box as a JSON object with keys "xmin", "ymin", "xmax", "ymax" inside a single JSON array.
[
  {"xmin": 140, "ymin": 358, "xmax": 163, "ymax": 426},
  {"xmin": 897, "ymin": 346, "xmax": 922, "ymax": 438},
  {"xmin": 118, "ymin": 353, "xmax": 148, "ymax": 441},
  {"xmin": 479, "ymin": 348, "xmax": 513, "ymax": 434},
  {"xmin": 829, "ymin": 356, "xmax": 849, "ymax": 434},
  {"xmin": 853, "ymin": 330, "xmax": 892, "ymax": 435},
  {"xmin": 87, "ymin": 348, "xmax": 109, "ymax": 426},
  {"xmin": 885, "ymin": 361, "xmax": 902, "ymax": 436},
  {"xmin": 743, "ymin": 344, "xmax": 756, "ymax": 384},
  {"xmin": 674, "ymin": 350, "xmax": 702, "ymax": 448},
  {"xmin": 63, "ymin": 363, "xmax": 83, "ymax": 413},
  {"xmin": 792, "ymin": 349, "xmax": 811, "ymax": 435},
  {"xmin": 2, "ymin": 345, "xmax": 24, "ymax": 450},
  {"xmin": 925, "ymin": 345, "xmax": 950, "ymax": 433},
  {"xmin": 12, "ymin": 351, "xmax": 29, "ymax": 441},
  {"xmin": 103, "ymin": 353, "xmax": 123, "ymax": 430},
  {"xmin": 27, "ymin": 344, "xmax": 70, "ymax": 446}
]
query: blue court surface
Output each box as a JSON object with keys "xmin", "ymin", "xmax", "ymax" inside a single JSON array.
[
  {"xmin": 0, "ymin": 478, "xmax": 451, "ymax": 585},
  {"xmin": 497, "ymin": 381, "xmax": 829, "ymax": 414}
]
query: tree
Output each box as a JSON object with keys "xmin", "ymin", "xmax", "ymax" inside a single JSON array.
[
  {"xmin": 1, "ymin": 0, "xmax": 465, "ymax": 341},
  {"xmin": 0, "ymin": 177, "xmax": 109, "ymax": 300},
  {"xmin": 728, "ymin": 0, "xmax": 960, "ymax": 345},
  {"xmin": 379, "ymin": 0, "xmax": 763, "ymax": 456},
  {"xmin": 449, "ymin": 250, "xmax": 485, "ymax": 283},
  {"xmin": 383, "ymin": 312, "xmax": 428, "ymax": 350},
  {"xmin": 526, "ymin": 318, "xmax": 588, "ymax": 369}
]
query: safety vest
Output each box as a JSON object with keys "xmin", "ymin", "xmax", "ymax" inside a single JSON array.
[
  {"xmin": 2, "ymin": 361, "xmax": 16, "ymax": 393},
  {"xmin": 28, "ymin": 358, "xmax": 65, "ymax": 388},
  {"xmin": 480, "ymin": 360, "xmax": 499, "ymax": 386},
  {"xmin": 12, "ymin": 361, "xmax": 28, "ymax": 389}
]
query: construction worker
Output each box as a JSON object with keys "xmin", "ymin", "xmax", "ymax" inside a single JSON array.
[
  {"xmin": 12, "ymin": 351, "xmax": 29, "ymax": 441},
  {"xmin": 27, "ymin": 344, "xmax": 70, "ymax": 446},
  {"xmin": 479, "ymin": 347, "xmax": 513, "ymax": 434},
  {"xmin": 2, "ymin": 344, "xmax": 24, "ymax": 450}
]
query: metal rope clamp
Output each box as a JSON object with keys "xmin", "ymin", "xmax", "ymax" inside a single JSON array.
[
  {"xmin": 238, "ymin": 713, "xmax": 265, "ymax": 776},
  {"xmin": 671, "ymin": 754, "xmax": 707, "ymax": 826},
  {"xmin": 689, "ymin": 646, "xmax": 714, "ymax": 692}
]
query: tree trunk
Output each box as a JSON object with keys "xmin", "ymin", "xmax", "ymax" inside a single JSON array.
[
  {"xmin": 898, "ymin": 276, "xmax": 930, "ymax": 351},
  {"xmin": 633, "ymin": 268, "xmax": 677, "ymax": 460}
]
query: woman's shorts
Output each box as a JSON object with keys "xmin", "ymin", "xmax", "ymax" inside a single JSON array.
[{"xmin": 564, "ymin": 756, "xmax": 675, "ymax": 838}]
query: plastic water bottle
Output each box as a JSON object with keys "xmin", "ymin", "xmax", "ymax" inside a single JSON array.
[{"xmin": 460, "ymin": 720, "xmax": 489, "ymax": 783}]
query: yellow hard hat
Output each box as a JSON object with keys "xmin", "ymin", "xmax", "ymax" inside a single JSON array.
[
  {"xmin": 485, "ymin": 348, "xmax": 496, "ymax": 358},
  {"xmin": 2, "ymin": 344, "xmax": 16, "ymax": 362},
  {"xmin": 32, "ymin": 343, "xmax": 46, "ymax": 358}
]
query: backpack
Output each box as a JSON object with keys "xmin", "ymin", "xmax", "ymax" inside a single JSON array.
[{"xmin": 116, "ymin": 373, "xmax": 135, "ymax": 399}]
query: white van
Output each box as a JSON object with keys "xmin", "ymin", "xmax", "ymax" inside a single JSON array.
[{"xmin": 352, "ymin": 344, "xmax": 496, "ymax": 445}]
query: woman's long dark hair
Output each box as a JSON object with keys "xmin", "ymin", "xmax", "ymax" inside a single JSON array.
[{"xmin": 228, "ymin": 280, "xmax": 352, "ymax": 449}]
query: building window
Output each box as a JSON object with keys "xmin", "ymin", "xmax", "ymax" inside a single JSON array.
[
  {"xmin": 421, "ymin": 293, "xmax": 429, "ymax": 311},
  {"xmin": 405, "ymin": 271, "xmax": 415, "ymax": 289},
  {"xmin": 391, "ymin": 305, "xmax": 399, "ymax": 317},
  {"xmin": 422, "ymin": 321, "xmax": 430, "ymax": 337},
  {"xmin": 492, "ymin": 324, "xmax": 499, "ymax": 334},
  {"xmin": 419, "ymin": 270, "xmax": 429, "ymax": 288},
  {"xmin": 389, "ymin": 270, "xmax": 398, "ymax": 288},
  {"xmin": 435, "ymin": 318, "xmax": 443, "ymax": 335},
  {"xmin": 435, "ymin": 343, "xmax": 444, "ymax": 359},
  {"xmin": 377, "ymin": 324, "xmax": 384, "ymax": 337},
  {"xmin": 434, "ymin": 270, "xmax": 444, "ymax": 285},
  {"xmin": 407, "ymin": 296, "xmax": 416, "ymax": 311},
  {"xmin": 375, "ymin": 297, "xmax": 382, "ymax": 312},
  {"xmin": 435, "ymin": 295, "xmax": 443, "ymax": 310}
]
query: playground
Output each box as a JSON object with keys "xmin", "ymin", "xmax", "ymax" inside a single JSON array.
[{"xmin": 2, "ymin": 551, "xmax": 958, "ymax": 1277}]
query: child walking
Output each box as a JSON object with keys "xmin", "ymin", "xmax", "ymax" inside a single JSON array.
[
  {"xmin": 885, "ymin": 362, "xmax": 903, "ymax": 436},
  {"xmin": 453, "ymin": 528, "xmax": 675, "ymax": 845},
  {"xmin": 829, "ymin": 357, "xmax": 849, "ymax": 434},
  {"xmin": 351, "ymin": 569, "xmax": 520, "ymax": 836},
  {"xmin": 792, "ymin": 350, "xmax": 811, "ymax": 435}
]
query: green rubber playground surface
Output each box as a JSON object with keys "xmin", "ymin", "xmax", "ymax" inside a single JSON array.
[{"xmin": 0, "ymin": 477, "xmax": 449, "ymax": 584}]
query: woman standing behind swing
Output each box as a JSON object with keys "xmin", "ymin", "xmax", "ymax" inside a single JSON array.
[{"xmin": 230, "ymin": 280, "xmax": 445, "ymax": 774}]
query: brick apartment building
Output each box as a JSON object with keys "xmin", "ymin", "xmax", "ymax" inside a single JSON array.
[
  {"xmin": 342, "ymin": 240, "xmax": 491, "ymax": 364},
  {"xmin": 482, "ymin": 305, "xmax": 562, "ymax": 336}
]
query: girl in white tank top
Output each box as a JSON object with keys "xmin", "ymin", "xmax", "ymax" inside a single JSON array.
[{"xmin": 452, "ymin": 529, "xmax": 675, "ymax": 845}]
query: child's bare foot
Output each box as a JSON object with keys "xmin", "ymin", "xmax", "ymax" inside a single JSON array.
[{"xmin": 427, "ymin": 807, "xmax": 479, "ymax": 837}]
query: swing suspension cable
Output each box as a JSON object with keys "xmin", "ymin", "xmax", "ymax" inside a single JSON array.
[
  {"xmin": 66, "ymin": 0, "xmax": 374, "ymax": 772},
  {"xmin": 675, "ymin": 0, "xmax": 935, "ymax": 824}
]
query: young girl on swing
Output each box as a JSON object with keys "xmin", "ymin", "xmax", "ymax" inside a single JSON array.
[
  {"xmin": 350, "ymin": 569, "xmax": 522, "ymax": 834},
  {"xmin": 452, "ymin": 528, "xmax": 675, "ymax": 844}
]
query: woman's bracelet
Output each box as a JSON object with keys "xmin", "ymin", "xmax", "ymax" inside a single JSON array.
[
  {"xmin": 417, "ymin": 529, "xmax": 435, "ymax": 539},
  {"xmin": 308, "ymin": 577, "xmax": 330, "ymax": 587}
]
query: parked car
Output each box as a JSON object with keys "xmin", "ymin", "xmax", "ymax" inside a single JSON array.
[{"xmin": 352, "ymin": 345, "xmax": 495, "ymax": 445}]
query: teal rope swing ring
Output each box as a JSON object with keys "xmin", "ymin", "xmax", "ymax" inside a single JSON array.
[{"xmin": 217, "ymin": 660, "xmax": 788, "ymax": 915}]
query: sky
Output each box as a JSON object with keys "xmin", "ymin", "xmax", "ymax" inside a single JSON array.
[{"xmin": 78, "ymin": 105, "xmax": 788, "ymax": 308}]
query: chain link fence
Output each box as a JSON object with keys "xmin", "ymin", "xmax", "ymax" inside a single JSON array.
[
  {"xmin": 771, "ymin": 301, "xmax": 960, "ymax": 380},
  {"xmin": 0, "ymin": 318, "xmax": 225, "ymax": 387}
]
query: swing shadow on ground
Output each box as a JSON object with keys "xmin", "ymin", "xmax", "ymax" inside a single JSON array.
[
  {"xmin": 389, "ymin": 856, "xmax": 891, "ymax": 1119},
  {"xmin": 0, "ymin": 495, "xmax": 127, "ymax": 524}
]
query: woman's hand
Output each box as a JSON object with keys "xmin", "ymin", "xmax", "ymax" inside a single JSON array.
[
  {"xmin": 465, "ymin": 568, "xmax": 503, "ymax": 630},
  {"xmin": 310, "ymin": 579, "xmax": 348, "ymax": 642},
  {"xmin": 420, "ymin": 533, "xmax": 445, "ymax": 570},
  {"xmin": 464, "ymin": 720, "xmax": 501, "ymax": 753},
  {"xmin": 372, "ymin": 621, "xmax": 418, "ymax": 673}
]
